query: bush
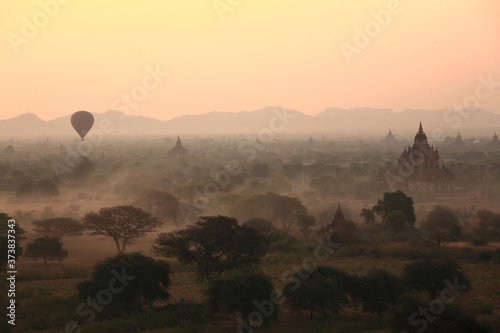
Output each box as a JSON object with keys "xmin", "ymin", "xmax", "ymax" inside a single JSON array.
[
  {"xmin": 77, "ymin": 252, "xmax": 170, "ymax": 317},
  {"xmin": 359, "ymin": 270, "xmax": 403, "ymax": 314},
  {"xmin": 207, "ymin": 268, "xmax": 277, "ymax": 327}
]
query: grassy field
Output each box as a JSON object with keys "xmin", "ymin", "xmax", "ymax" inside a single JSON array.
[{"xmin": 3, "ymin": 233, "xmax": 500, "ymax": 333}]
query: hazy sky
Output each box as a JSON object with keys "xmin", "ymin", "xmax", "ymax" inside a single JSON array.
[{"xmin": 1, "ymin": 1, "xmax": 499, "ymax": 121}]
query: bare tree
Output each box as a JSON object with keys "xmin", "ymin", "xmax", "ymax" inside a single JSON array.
[
  {"xmin": 456, "ymin": 205, "xmax": 475, "ymax": 233},
  {"xmin": 83, "ymin": 205, "xmax": 162, "ymax": 253}
]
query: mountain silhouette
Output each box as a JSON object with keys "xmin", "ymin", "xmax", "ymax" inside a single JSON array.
[{"xmin": 0, "ymin": 107, "xmax": 498, "ymax": 138}]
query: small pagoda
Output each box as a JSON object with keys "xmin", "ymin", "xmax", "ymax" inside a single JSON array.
[
  {"xmin": 318, "ymin": 203, "xmax": 345, "ymax": 239},
  {"xmin": 168, "ymin": 136, "xmax": 188, "ymax": 158}
]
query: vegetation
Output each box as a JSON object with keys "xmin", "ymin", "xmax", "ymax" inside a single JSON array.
[
  {"xmin": 83, "ymin": 205, "xmax": 163, "ymax": 253},
  {"xmin": 153, "ymin": 215, "xmax": 269, "ymax": 280},
  {"xmin": 32, "ymin": 217, "xmax": 83, "ymax": 238},
  {"xmin": 206, "ymin": 268, "xmax": 277, "ymax": 327},
  {"xmin": 77, "ymin": 252, "xmax": 170, "ymax": 315},
  {"xmin": 283, "ymin": 266, "xmax": 349, "ymax": 321},
  {"xmin": 373, "ymin": 190, "xmax": 416, "ymax": 225},
  {"xmin": 24, "ymin": 236, "xmax": 68, "ymax": 264},
  {"xmin": 403, "ymin": 260, "xmax": 470, "ymax": 300}
]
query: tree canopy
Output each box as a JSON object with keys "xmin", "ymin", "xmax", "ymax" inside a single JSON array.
[
  {"xmin": 135, "ymin": 188, "xmax": 198, "ymax": 227},
  {"xmin": 32, "ymin": 217, "xmax": 83, "ymax": 238},
  {"xmin": 229, "ymin": 192, "xmax": 310, "ymax": 233},
  {"xmin": 24, "ymin": 236, "xmax": 68, "ymax": 264},
  {"xmin": 153, "ymin": 215, "xmax": 269, "ymax": 280},
  {"xmin": 83, "ymin": 205, "xmax": 163, "ymax": 253},
  {"xmin": 420, "ymin": 205, "xmax": 461, "ymax": 237},
  {"xmin": 283, "ymin": 266, "xmax": 349, "ymax": 321},
  {"xmin": 404, "ymin": 260, "xmax": 469, "ymax": 300},
  {"xmin": 372, "ymin": 190, "xmax": 416, "ymax": 225},
  {"xmin": 206, "ymin": 268, "xmax": 277, "ymax": 327},
  {"xmin": 78, "ymin": 252, "xmax": 170, "ymax": 315}
]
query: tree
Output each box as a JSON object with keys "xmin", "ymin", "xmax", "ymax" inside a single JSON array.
[
  {"xmin": 283, "ymin": 266, "xmax": 349, "ymax": 321},
  {"xmin": 0, "ymin": 213, "xmax": 26, "ymax": 271},
  {"xmin": 24, "ymin": 236, "xmax": 68, "ymax": 264},
  {"xmin": 153, "ymin": 216, "xmax": 269, "ymax": 280},
  {"xmin": 243, "ymin": 218, "xmax": 274, "ymax": 233},
  {"xmin": 385, "ymin": 210, "xmax": 407, "ymax": 232},
  {"xmin": 207, "ymin": 268, "xmax": 277, "ymax": 328},
  {"xmin": 251, "ymin": 162, "xmax": 270, "ymax": 179},
  {"xmin": 420, "ymin": 205, "xmax": 461, "ymax": 237},
  {"xmin": 297, "ymin": 213, "xmax": 316, "ymax": 237},
  {"xmin": 360, "ymin": 208, "xmax": 375, "ymax": 224},
  {"xmin": 433, "ymin": 227, "xmax": 451, "ymax": 248},
  {"xmin": 403, "ymin": 260, "xmax": 469, "ymax": 300},
  {"xmin": 230, "ymin": 193, "xmax": 310, "ymax": 234},
  {"xmin": 135, "ymin": 188, "xmax": 198, "ymax": 227},
  {"xmin": 477, "ymin": 209, "xmax": 500, "ymax": 228},
  {"xmin": 78, "ymin": 252, "xmax": 170, "ymax": 316},
  {"xmin": 372, "ymin": 190, "xmax": 416, "ymax": 225},
  {"xmin": 309, "ymin": 176, "xmax": 342, "ymax": 201},
  {"xmin": 16, "ymin": 180, "xmax": 37, "ymax": 198},
  {"xmin": 71, "ymin": 156, "xmax": 94, "ymax": 180},
  {"xmin": 83, "ymin": 205, "xmax": 163, "ymax": 253},
  {"xmin": 456, "ymin": 205, "xmax": 475, "ymax": 232},
  {"xmin": 358, "ymin": 270, "xmax": 403, "ymax": 315},
  {"xmin": 32, "ymin": 217, "xmax": 83, "ymax": 238},
  {"xmin": 37, "ymin": 178, "xmax": 59, "ymax": 196}
]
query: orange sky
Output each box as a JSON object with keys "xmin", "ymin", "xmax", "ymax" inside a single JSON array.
[{"xmin": 1, "ymin": 0, "xmax": 499, "ymax": 121}]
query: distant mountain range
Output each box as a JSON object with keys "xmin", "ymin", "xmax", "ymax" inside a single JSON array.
[{"xmin": 0, "ymin": 107, "xmax": 499, "ymax": 138}]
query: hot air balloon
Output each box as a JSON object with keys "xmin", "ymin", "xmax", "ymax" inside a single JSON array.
[{"xmin": 71, "ymin": 111, "xmax": 94, "ymax": 140}]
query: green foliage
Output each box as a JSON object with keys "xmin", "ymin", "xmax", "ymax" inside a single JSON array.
[
  {"xmin": 298, "ymin": 213, "xmax": 316, "ymax": 237},
  {"xmin": 70, "ymin": 156, "xmax": 94, "ymax": 180},
  {"xmin": 266, "ymin": 229, "xmax": 298, "ymax": 252},
  {"xmin": 83, "ymin": 205, "xmax": 163, "ymax": 253},
  {"xmin": 154, "ymin": 215, "xmax": 269, "ymax": 280},
  {"xmin": 32, "ymin": 217, "xmax": 83, "ymax": 238},
  {"xmin": 421, "ymin": 205, "xmax": 461, "ymax": 237},
  {"xmin": 206, "ymin": 268, "xmax": 277, "ymax": 326},
  {"xmin": 360, "ymin": 208, "xmax": 376, "ymax": 224},
  {"xmin": 77, "ymin": 252, "xmax": 170, "ymax": 315},
  {"xmin": 373, "ymin": 190, "xmax": 416, "ymax": 225},
  {"xmin": 358, "ymin": 269, "xmax": 403, "ymax": 314},
  {"xmin": 135, "ymin": 188, "xmax": 199, "ymax": 227},
  {"xmin": 230, "ymin": 192, "xmax": 311, "ymax": 233},
  {"xmin": 385, "ymin": 210, "xmax": 407, "ymax": 232},
  {"xmin": 24, "ymin": 236, "xmax": 68, "ymax": 264},
  {"xmin": 403, "ymin": 260, "xmax": 470, "ymax": 300},
  {"xmin": 283, "ymin": 266, "xmax": 350, "ymax": 321},
  {"xmin": 243, "ymin": 218, "xmax": 274, "ymax": 233}
]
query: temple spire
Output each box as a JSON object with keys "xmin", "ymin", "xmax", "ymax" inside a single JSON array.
[{"xmin": 418, "ymin": 122, "xmax": 423, "ymax": 134}]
